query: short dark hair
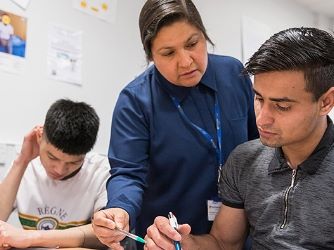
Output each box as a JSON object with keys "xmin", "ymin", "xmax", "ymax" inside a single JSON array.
[
  {"xmin": 245, "ymin": 27, "xmax": 334, "ymax": 100},
  {"xmin": 139, "ymin": 0, "xmax": 213, "ymax": 61},
  {"xmin": 44, "ymin": 99, "xmax": 99, "ymax": 155}
]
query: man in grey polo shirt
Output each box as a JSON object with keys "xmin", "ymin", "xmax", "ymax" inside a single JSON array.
[{"xmin": 143, "ymin": 27, "xmax": 334, "ymax": 249}]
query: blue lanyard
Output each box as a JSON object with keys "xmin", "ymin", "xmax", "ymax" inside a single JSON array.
[{"xmin": 170, "ymin": 93, "xmax": 223, "ymax": 167}]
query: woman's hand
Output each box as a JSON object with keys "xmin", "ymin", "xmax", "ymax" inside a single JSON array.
[{"xmin": 92, "ymin": 208, "xmax": 130, "ymax": 249}]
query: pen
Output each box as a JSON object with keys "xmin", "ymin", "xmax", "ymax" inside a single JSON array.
[
  {"xmin": 168, "ymin": 212, "xmax": 182, "ymax": 250},
  {"xmin": 115, "ymin": 226, "xmax": 146, "ymax": 244}
]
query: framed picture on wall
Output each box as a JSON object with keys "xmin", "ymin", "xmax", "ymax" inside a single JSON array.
[
  {"xmin": 0, "ymin": 9, "xmax": 27, "ymax": 74},
  {"xmin": 0, "ymin": 9, "xmax": 27, "ymax": 58}
]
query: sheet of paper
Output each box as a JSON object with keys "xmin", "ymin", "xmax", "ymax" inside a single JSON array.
[
  {"xmin": 72, "ymin": 0, "xmax": 118, "ymax": 23},
  {"xmin": 241, "ymin": 16, "xmax": 272, "ymax": 64},
  {"xmin": 0, "ymin": 142, "xmax": 20, "ymax": 180},
  {"xmin": 47, "ymin": 24, "xmax": 83, "ymax": 86},
  {"xmin": 10, "ymin": 0, "xmax": 31, "ymax": 10}
]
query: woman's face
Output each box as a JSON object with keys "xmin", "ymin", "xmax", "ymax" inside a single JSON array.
[{"xmin": 151, "ymin": 20, "xmax": 208, "ymax": 87}]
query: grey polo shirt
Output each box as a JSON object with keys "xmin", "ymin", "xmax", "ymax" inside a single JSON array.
[{"xmin": 219, "ymin": 118, "xmax": 334, "ymax": 249}]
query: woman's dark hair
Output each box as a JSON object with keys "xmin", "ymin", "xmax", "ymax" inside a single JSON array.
[{"xmin": 139, "ymin": 0, "xmax": 213, "ymax": 61}]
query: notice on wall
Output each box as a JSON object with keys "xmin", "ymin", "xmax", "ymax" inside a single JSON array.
[
  {"xmin": 0, "ymin": 142, "xmax": 20, "ymax": 181},
  {"xmin": 47, "ymin": 24, "xmax": 83, "ymax": 86},
  {"xmin": 0, "ymin": 9, "xmax": 27, "ymax": 74},
  {"xmin": 241, "ymin": 16, "xmax": 272, "ymax": 65},
  {"xmin": 72, "ymin": 0, "xmax": 118, "ymax": 23},
  {"xmin": 10, "ymin": 0, "xmax": 31, "ymax": 10}
]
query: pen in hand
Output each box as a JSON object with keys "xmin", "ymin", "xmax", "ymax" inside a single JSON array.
[
  {"xmin": 168, "ymin": 212, "xmax": 182, "ymax": 250},
  {"xmin": 114, "ymin": 226, "xmax": 146, "ymax": 244},
  {"xmin": 101, "ymin": 210, "xmax": 146, "ymax": 244}
]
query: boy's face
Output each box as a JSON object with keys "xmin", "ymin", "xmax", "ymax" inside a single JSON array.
[
  {"xmin": 38, "ymin": 136, "xmax": 85, "ymax": 180},
  {"xmin": 253, "ymin": 70, "xmax": 325, "ymax": 150}
]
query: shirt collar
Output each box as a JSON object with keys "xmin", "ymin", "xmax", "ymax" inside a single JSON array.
[
  {"xmin": 300, "ymin": 116, "xmax": 334, "ymax": 174},
  {"xmin": 268, "ymin": 116, "xmax": 334, "ymax": 175},
  {"xmin": 60, "ymin": 166, "xmax": 82, "ymax": 181},
  {"xmin": 154, "ymin": 54, "xmax": 217, "ymax": 101}
]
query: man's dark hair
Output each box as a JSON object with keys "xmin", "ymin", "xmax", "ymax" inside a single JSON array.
[
  {"xmin": 139, "ymin": 0, "xmax": 213, "ymax": 62},
  {"xmin": 44, "ymin": 99, "xmax": 99, "ymax": 155},
  {"xmin": 245, "ymin": 27, "xmax": 334, "ymax": 100}
]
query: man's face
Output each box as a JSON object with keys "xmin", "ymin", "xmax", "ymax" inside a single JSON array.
[
  {"xmin": 38, "ymin": 137, "xmax": 85, "ymax": 180},
  {"xmin": 253, "ymin": 70, "xmax": 323, "ymax": 150}
]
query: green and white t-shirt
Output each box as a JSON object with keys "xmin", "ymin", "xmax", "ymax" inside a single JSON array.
[{"xmin": 15, "ymin": 153, "xmax": 110, "ymax": 230}]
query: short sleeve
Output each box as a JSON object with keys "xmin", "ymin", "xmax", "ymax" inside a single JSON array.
[{"xmin": 218, "ymin": 147, "xmax": 244, "ymax": 209}]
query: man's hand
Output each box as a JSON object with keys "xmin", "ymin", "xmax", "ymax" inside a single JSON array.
[
  {"xmin": 144, "ymin": 216, "xmax": 191, "ymax": 250},
  {"xmin": 92, "ymin": 208, "xmax": 130, "ymax": 249},
  {"xmin": 16, "ymin": 126, "xmax": 42, "ymax": 167},
  {"xmin": 0, "ymin": 220, "xmax": 32, "ymax": 249}
]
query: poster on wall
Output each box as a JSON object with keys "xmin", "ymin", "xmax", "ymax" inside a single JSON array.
[
  {"xmin": 241, "ymin": 16, "xmax": 272, "ymax": 65},
  {"xmin": 0, "ymin": 9, "xmax": 27, "ymax": 74},
  {"xmin": 72, "ymin": 0, "xmax": 118, "ymax": 23},
  {"xmin": 0, "ymin": 142, "xmax": 20, "ymax": 181},
  {"xmin": 10, "ymin": 0, "xmax": 32, "ymax": 10},
  {"xmin": 47, "ymin": 24, "xmax": 83, "ymax": 86}
]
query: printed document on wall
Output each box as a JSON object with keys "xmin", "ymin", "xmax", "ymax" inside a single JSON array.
[
  {"xmin": 72, "ymin": 0, "xmax": 118, "ymax": 23},
  {"xmin": 11, "ymin": 0, "xmax": 31, "ymax": 10},
  {"xmin": 47, "ymin": 24, "xmax": 83, "ymax": 86},
  {"xmin": 241, "ymin": 16, "xmax": 272, "ymax": 65},
  {"xmin": 0, "ymin": 142, "xmax": 20, "ymax": 181}
]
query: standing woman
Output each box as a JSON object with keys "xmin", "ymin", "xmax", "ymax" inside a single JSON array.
[{"xmin": 93, "ymin": 0, "xmax": 258, "ymax": 249}]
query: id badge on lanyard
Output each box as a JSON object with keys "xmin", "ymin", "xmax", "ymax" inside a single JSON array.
[
  {"xmin": 207, "ymin": 199, "xmax": 222, "ymax": 221},
  {"xmin": 170, "ymin": 92, "xmax": 223, "ymax": 222}
]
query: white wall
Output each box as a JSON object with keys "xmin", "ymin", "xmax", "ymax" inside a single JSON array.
[
  {"xmin": 0, "ymin": 0, "xmax": 146, "ymax": 154},
  {"xmin": 0, "ymin": 0, "xmax": 333, "ymax": 155}
]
